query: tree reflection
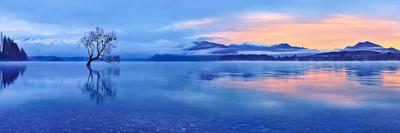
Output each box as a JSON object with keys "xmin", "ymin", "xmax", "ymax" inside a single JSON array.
[
  {"xmin": 0, "ymin": 64, "xmax": 26, "ymax": 89},
  {"xmin": 82, "ymin": 66, "xmax": 120, "ymax": 104}
]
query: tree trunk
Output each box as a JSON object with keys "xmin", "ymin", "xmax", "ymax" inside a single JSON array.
[{"xmin": 86, "ymin": 59, "xmax": 93, "ymax": 67}]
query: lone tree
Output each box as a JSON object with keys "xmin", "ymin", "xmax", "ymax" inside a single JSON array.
[{"xmin": 79, "ymin": 27, "xmax": 119, "ymax": 66}]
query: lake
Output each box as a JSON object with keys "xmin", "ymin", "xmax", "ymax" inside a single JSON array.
[{"xmin": 0, "ymin": 62, "xmax": 399, "ymax": 132}]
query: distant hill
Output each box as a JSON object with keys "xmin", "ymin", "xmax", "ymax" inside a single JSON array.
[
  {"xmin": 25, "ymin": 40, "xmax": 400, "ymax": 62},
  {"xmin": 299, "ymin": 50, "xmax": 400, "ymax": 61},
  {"xmin": 186, "ymin": 41, "xmax": 229, "ymax": 51},
  {"xmin": 183, "ymin": 41, "xmax": 238, "ymax": 55},
  {"xmin": 346, "ymin": 41, "xmax": 382, "ymax": 49},
  {"xmin": 149, "ymin": 51, "xmax": 400, "ymax": 61},
  {"xmin": 181, "ymin": 41, "xmax": 318, "ymax": 56},
  {"xmin": 148, "ymin": 41, "xmax": 400, "ymax": 61},
  {"xmin": 0, "ymin": 33, "xmax": 28, "ymax": 61},
  {"xmin": 342, "ymin": 41, "xmax": 400, "ymax": 54}
]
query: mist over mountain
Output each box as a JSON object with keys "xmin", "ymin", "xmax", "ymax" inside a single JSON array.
[
  {"xmin": 177, "ymin": 40, "xmax": 400, "ymax": 56},
  {"xmin": 20, "ymin": 39, "xmax": 400, "ymax": 62},
  {"xmin": 179, "ymin": 41, "xmax": 319, "ymax": 56},
  {"xmin": 346, "ymin": 41, "xmax": 382, "ymax": 49},
  {"xmin": 149, "ymin": 41, "xmax": 400, "ymax": 61},
  {"xmin": 342, "ymin": 41, "xmax": 400, "ymax": 54}
]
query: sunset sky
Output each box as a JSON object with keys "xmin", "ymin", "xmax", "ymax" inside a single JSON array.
[{"xmin": 0, "ymin": 0, "xmax": 400, "ymax": 56}]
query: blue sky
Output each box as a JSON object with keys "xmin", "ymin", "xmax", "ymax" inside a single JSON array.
[{"xmin": 0, "ymin": 0, "xmax": 399, "ymax": 57}]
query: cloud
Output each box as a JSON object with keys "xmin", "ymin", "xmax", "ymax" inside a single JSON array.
[
  {"xmin": 0, "ymin": 14, "xmax": 89, "ymax": 37},
  {"xmin": 0, "ymin": 16, "xmax": 56, "ymax": 36},
  {"xmin": 163, "ymin": 18, "xmax": 219, "ymax": 30},
  {"xmin": 0, "ymin": 13, "xmax": 98, "ymax": 55},
  {"xmin": 16, "ymin": 38, "xmax": 78, "ymax": 45},
  {"xmin": 212, "ymin": 14, "xmax": 400, "ymax": 50},
  {"xmin": 196, "ymin": 36, "xmax": 230, "ymax": 42},
  {"xmin": 236, "ymin": 12, "xmax": 295, "ymax": 23},
  {"xmin": 168, "ymin": 12, "xmax": 400, "ymax": 50},
  {"xmin": 0, "ymin": 13, "xmax": 93, "ymax": 47}
]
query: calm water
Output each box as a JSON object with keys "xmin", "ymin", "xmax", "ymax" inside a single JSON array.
[{"xmin": 0, "ymin": 62, "xmax": 399, "ymax": 132}]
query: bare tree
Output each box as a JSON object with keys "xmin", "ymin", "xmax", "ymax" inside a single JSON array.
[{"xmin": 79, "ymin": 27, "xmax": 118, "ymax": 66}]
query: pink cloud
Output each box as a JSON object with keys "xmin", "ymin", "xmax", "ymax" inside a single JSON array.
[{"xmin": 164, "ymin": 18, "xmax": 219, "ymax": 30}]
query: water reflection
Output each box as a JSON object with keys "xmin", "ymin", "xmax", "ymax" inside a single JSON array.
[
  {"xmin": 199, "ymin": 62, "xmax": 400, "ymax": 86},
  {"xmin": 382, "ymin": 71, "xmax": 400, "ymax": 91},
  {"xmin": 198, "ymin": 62, "xmax": 400, "ymax": 106},
  {"xmin": 343, "ymin": 63, "xmax": 400, "ymax": 85},
  {"xmin": 82, "ymin": 67, "xmax": 120, "ymax": 104},
  {"xmin": 0, "ymin": 62, "xmax": 398, "ymax": 132},
  {"xmin": 0, "ymin": 64, "xmax": 26, "ymax": 89},
  {"xmin": 218, "ymin": 71, "xmax": 363, "ymax": 105}
]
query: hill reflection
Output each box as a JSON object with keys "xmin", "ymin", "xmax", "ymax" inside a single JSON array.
[
  {"xmin": 199, "ymin": 62, "xmax": 400, "ymax": 86},
  {"xmin": 197, "ymin": 62, "xmax": 400, "ymax": 106}
]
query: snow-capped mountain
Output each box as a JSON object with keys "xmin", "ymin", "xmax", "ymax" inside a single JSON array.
[
  {"xmin": 182, "ymin": 41, "xmax": 319, "ymax": 56},
  {"xmin": 342, "ymin": 41, "xmax": 400, "ymax": 54}
]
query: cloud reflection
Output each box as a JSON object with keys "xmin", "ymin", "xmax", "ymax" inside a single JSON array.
[
  {"xmin": 200, "ymin": 62, "xmax": 400, "ymax": 106},
  {"xmin": 219, "ymin": 71, "xmax": 363, "ymax": 105},
  {"xmin": 382, "ymin": 71, "xmax": 400, "ymax": 91}
]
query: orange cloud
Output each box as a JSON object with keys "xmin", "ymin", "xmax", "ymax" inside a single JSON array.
[{"xmin": 206, "ymin": 14, "xmax": 400, "ymax": 50}]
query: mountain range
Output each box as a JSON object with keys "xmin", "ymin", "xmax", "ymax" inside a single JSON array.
[
  {"xmin": 342, "ymin": 41, "xmax": 400, "ymax": 54},
  {"xmin": 181, "ymin": 41, "xmax": 318, "ymax": 56},
  {"xmin": 149, "ymin": 41, "xmax": 400, "ymax": 61},
  {"xmin": 181, "ymin": 41, "xmax": 400, "ymax": 55},
  {"xmin": 24, "ymin": 39, "xmax": 400, "ymax": 61}
]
